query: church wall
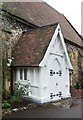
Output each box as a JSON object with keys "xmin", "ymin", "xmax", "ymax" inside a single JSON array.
[
  {"xmin": 2, "ymin": 11, "xmax": 83, "ymax": 98},
  {"xmin": 66, "ymin": 43, "xmax": 82, "ymax": 86}
]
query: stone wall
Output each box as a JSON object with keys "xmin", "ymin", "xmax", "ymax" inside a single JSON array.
[
  {"xmin": 70, "ymin": 87, "xmax": 83, "ymax": 98},
  {"xmin": 2, "ymin": 11, "xmax": 34, "ymax": 47},
  {"xmin": 2, "ymin": 11, "xmax": 34, "ymax": 98},
  {"xmin": 66, "ymin": 43, "xmax": 82, "ymax": 86},
  {"xmin": 81, "ymin": 49, "xmax": 83, "ymax": 72}
]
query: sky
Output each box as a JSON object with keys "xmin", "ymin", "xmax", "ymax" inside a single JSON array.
[{"xmin": 44, "ymin": 0, "xmax": 82, "ymax": 35}]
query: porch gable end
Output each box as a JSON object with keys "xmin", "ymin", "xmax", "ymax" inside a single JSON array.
[{"xmin": 39, "ymin": 23, "xmax": 73, "ymax": 70}]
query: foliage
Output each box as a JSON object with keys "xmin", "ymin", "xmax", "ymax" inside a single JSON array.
[
  {"xmin": 9, "ymin": 88, "xmax": 25, "ymax": 103},
  {"xmin": 2, "ymin": 88, "xmax": 25, "ymax": 108},
  {"xmin": 74, "ymin": 82, "xmax": 81, "ymax": 89},
  {"xmin": 9, "ymin": 81, "xmax": 30, "ymax": 103},
  {"xmin": 80, "ymin": 81, "xmax": 83, "ymax": 88},
  {"xmin": 74, "ymin": 80, "xmax": 83, "ymax": 89},
  {"xmin": 73, "ymin": 69, "xmax": 83, "ymax": 89},
  {"xmin": 16, "ymin": 81, "xmax": 30, "ymax": 96},
  {"xmin": 2, "ymin": 100, "xmax": 11, "ymax": 109}
]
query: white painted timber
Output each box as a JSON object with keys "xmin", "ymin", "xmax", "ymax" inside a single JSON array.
[{"xmin": 16, "ymin": 24, "xmax": 72, "ymax": 104}]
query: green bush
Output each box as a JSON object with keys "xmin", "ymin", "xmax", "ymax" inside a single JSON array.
[
  {"xmin": 74, "ymin": 81, "xmax": 83, "ymax": 89},
  {"xmin": 2, "ymin": 100, "xmax": 11, "ymax": 109},
  {"xmin": 74, "ymin": 82, "xmax": 81, "ymax": 89},
  {"xmin": 9, "ymin": 89, "xmax": 24, "ymax": 102},
  {"xmin": 79, "ymin": 81, "xmax": 83, "ymax": 88}
]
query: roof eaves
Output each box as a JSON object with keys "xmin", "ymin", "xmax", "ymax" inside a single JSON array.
[
  {"xmin": 11, "ymin": 65, "xmax": 39, "ymax": 67},
  {"xmin": 62, "ymin": 14, "xmax": 82, "ymax": 41},
  {"xmin": 39, "ymin": 22, "xmax": 59, "ymax": 28},
  {"xmin": 2, "ymin": 9, "xmax": 38, "ymax": 28},
  {"xmin": 64, "ymin": 38, "xmax": 83, "ymax": 50}
]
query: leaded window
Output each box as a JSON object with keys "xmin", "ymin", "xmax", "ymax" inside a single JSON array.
[
  {"xmin": 20, "ymin": 68, "xmax": 22, "ymax": 80},
  {"xmin": 24, "ymin": 68, "xmax": 27, "ymax": 80}
]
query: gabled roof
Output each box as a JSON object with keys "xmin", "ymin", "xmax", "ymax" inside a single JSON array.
[
  {"xmin": 39, "ymin": 24, "xmax": 73, "ymax": 69},
  {"xmin": 12, "ymin": 24, "xmax": 58, "ymax": 66},
  {"xmin": 2, "ymin": 2, "xmax": 82, "ymax": 48}
]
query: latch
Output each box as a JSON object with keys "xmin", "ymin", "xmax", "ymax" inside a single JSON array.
[
  {"xmin": 56, "ymin": 70, "xmax": 62, "ymax": 76},
  {"xmin": 50, "ymin": 93, "xmax": 55, "ymax": 99},
  {"xmin": 50, "ymin": 70, "xmax": 55, "ymax": 76},
  {"xmin": 56, "ymin": 92, "xmax": 62, "ymax": 97}
]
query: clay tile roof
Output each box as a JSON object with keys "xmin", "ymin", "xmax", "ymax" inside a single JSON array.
[
  {"xmin": 2, "ymin": 2, "xmax": 82, "ymax": 47},
  {"xmin": 12, "ymin": 24, "xmax": 58, "ymax": 66}
]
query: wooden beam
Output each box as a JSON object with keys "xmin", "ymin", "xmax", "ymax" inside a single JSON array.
[{"xmin": 50, "ymin": 52, "xmax": 64, "ymax": 57}]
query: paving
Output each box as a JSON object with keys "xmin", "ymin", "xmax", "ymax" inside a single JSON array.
[{"xmin": 2, "ymin": 98, "xmax": 82, "ymax": 118}]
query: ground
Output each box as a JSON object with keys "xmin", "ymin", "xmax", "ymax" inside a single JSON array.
[{"xmin": 2, "ymin": 98, "xmax": 82, "ymax": 119}]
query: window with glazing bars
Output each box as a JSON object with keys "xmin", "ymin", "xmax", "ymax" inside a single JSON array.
[
  {"xmin": 24, "ymin": 68, "xmax": 27, "ymax": 80},
  {"xmin": 20, "ymin": 68, "xmax": 22, "ymax": 79}
]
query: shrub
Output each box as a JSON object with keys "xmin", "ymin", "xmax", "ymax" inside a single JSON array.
[
  {"xmin": 9, "ymin": 88, "xmax": 24, "ymax": 103},
  {"xmin": 74, "ymin": 81, "xmax": 83, "ymax": 89},
  {"xmin": 79, "ymin": 81, "xmax": 83, "ymax": 88},
  {"xmin": 74, "ymin": 82, "xmax": 81, "ymax": 89},
  {"xmin": 2, "ymin": 100, "xmax": 11, "ymax": 109}
]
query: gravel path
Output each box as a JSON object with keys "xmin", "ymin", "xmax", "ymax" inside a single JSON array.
[{"xmin": 2, "ymin": 98, "xmax": 82, "ymax": 119}]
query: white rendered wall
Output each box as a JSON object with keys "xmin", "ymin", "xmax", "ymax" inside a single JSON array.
[
  {"xmin": 16, "ymin": 67, "xmax": 42, "ymax": 102},
  {"xmin": 39, "ymin": 67, "xmax": 49, "ymax": 103},
  {"xmin": 39, "ymin": 33, "xmax": 71, "ymax": 103}
]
